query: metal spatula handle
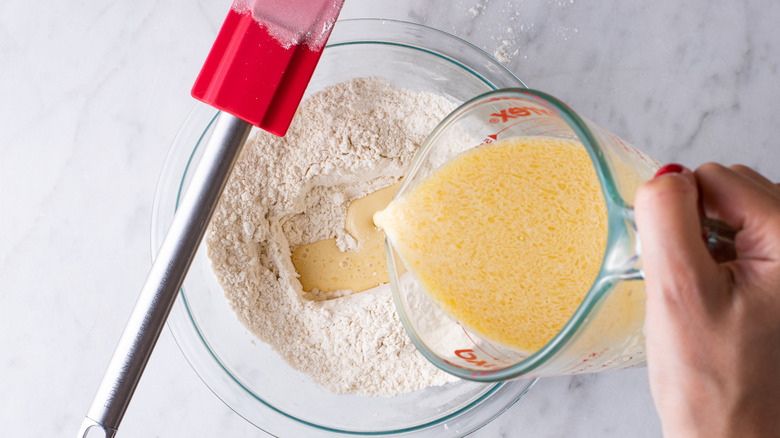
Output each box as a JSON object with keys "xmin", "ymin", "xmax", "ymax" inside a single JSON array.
[{"xmin": 78, "ymin": 113, "xmax": 251, "ymax": 438}]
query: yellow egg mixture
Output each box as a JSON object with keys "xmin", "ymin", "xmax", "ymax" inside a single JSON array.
[
  {"xmin": 373, "ymin": 136, "xmax": 608, "ymax": 352},
  {"xmin": 292, "ymin": 183, "xmax": 399, "ymax": 294}
]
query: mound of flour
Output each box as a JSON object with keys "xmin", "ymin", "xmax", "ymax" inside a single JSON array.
[{"xmin": 206, "ymin": 77, "xmax": 458, "ymax": 395}]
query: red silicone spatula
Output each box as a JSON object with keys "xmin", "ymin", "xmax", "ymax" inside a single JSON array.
[
  {"xmin": 193, "ymin": 0, "xmax": 345, "ymax": 135},
  {"xmin": 79, "ymin": 2, "xmax": 344, "ymax": 437}
]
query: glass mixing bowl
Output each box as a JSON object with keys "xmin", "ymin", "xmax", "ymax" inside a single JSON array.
[{"xmin": 151, "ymin": 19, "xmax": 534, "ymax": 437}]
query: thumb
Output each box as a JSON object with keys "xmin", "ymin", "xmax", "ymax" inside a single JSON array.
[{"xmin": 634, "ymin": 164, "xmax": 726, "ymax": 306}]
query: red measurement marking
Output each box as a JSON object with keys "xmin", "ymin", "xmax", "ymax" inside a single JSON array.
[
  {"xmin": 490, "ymin": 106, "xmax": 554, "ymax": 123},
  {"xmin": 482, "ymin": 120, "xmax": 526, "ymax": 144},
  {"xmin": 460, "ymin": 327, "xmax": 510, "ymax": 364},
  {"xmin": 454, "ymin": 349, "xmax": 498, "ymax": 369}
]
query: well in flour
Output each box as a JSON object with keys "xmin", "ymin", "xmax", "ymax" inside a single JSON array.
[{"xmin": 206, "ymin": 77, "xmax": 458, "ymax": 396}]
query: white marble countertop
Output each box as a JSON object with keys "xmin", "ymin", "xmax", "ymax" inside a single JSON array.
[{"xmin": 3, "ymin": 0, "xmax": 779, "ymax": 437}]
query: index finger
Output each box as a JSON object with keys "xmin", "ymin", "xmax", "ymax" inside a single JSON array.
[{"xmin": 635, "ymin": 168, "xmax": 728, "ymax": 306}]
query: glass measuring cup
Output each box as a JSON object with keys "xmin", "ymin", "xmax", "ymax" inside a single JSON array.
[{"xmin": 384, "ymin": 88, "xmax": 735, "ymax": 380}]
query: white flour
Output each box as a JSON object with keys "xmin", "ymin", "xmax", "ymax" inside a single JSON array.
[{"xmin": 207, "ymin": 77, "xmax": 458, "ymax": 395}]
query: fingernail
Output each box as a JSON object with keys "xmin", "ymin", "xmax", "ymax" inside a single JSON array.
[{"xmin": 654, "ymin": 163, "xmax": 685, "ymax": 178}]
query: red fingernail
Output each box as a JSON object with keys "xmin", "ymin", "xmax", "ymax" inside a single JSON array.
[{"xmin": 654, "ymin": 163, "xmax": 685, "ymax": 178}]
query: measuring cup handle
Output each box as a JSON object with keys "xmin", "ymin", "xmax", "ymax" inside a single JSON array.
[
  {"xmin": 617, "ymin": 207, "xmax": 737, "ymax": 281},
  {"xmin": 701, "ymin": 217, "xmax": 737, "ymax": 263}
]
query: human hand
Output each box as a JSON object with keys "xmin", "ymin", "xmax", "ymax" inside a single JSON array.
[{"xmin": 635, "ymin": 163, "xmax": 780, "ymax": 437}]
